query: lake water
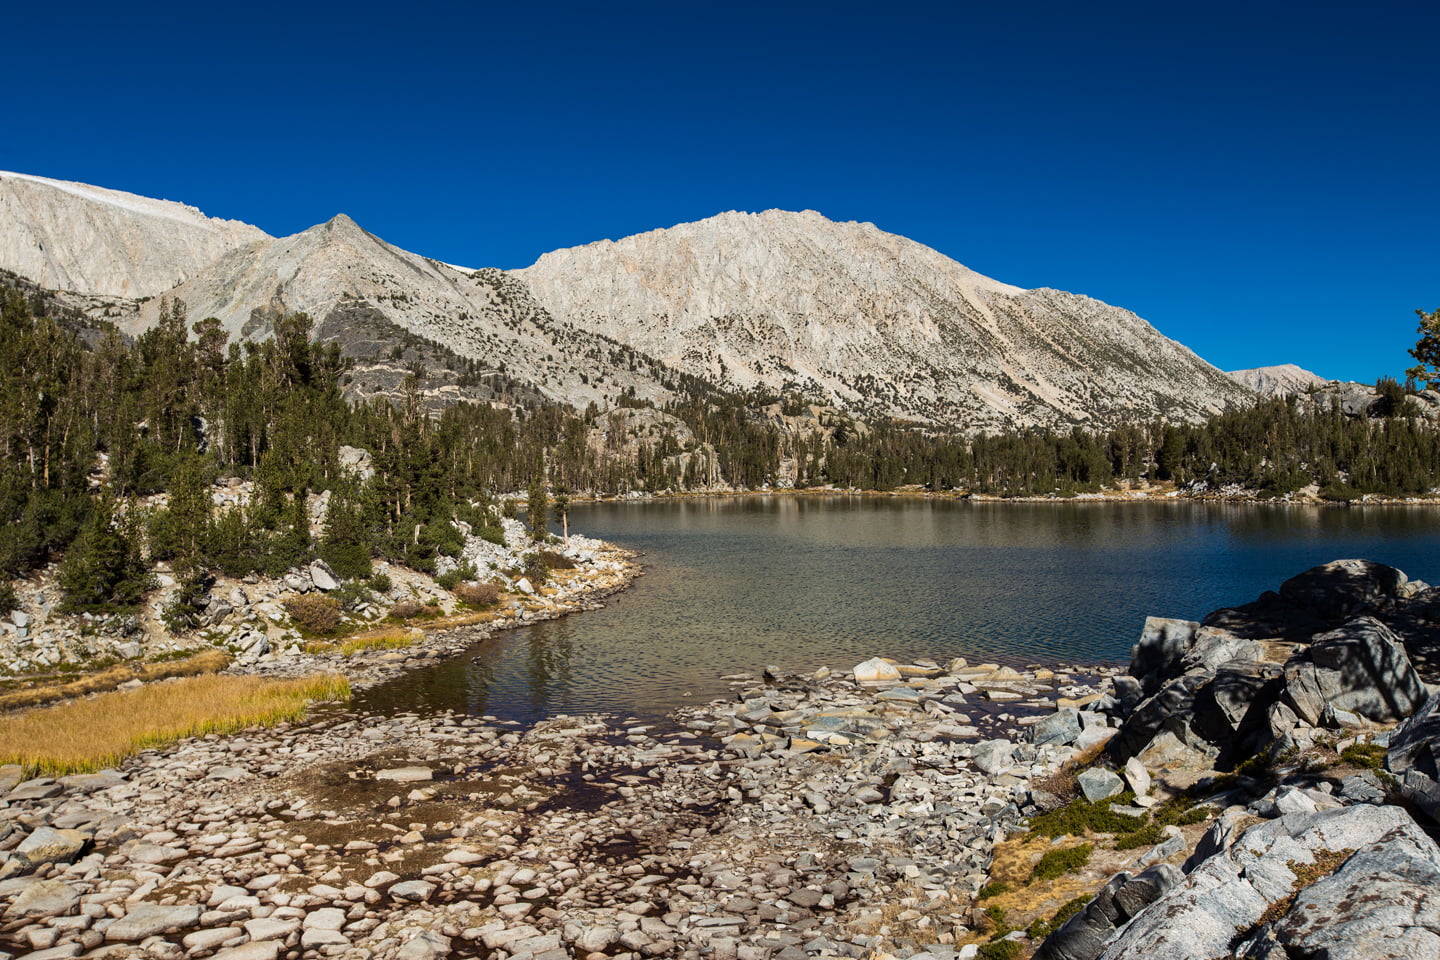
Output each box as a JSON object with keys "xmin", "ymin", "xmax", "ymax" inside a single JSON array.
[{"xmin": 354, "ymin": 497, "xmax": 1440, "ymax": 723}]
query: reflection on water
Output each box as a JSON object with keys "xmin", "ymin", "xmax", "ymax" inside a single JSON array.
[{"xmin": 354, "ymin": 498, "xmax": 1440, "ymax": 724}]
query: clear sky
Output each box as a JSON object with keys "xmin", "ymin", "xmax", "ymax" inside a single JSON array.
[{"xmin": 4, "ymin": 0, "xmax": 1436, "ymax": 384}]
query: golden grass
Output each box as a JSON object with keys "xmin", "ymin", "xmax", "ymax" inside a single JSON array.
[
  {"xmin": 339, "ymin": 628, "xmax": 421, "ymax": 657},
  {"xmin": 0, "ymin": 672, "xmax": 350, "ymax": 776},
  {"xmin": 0, "ymin": 649, "xmax": 233, "ymax": 713}
]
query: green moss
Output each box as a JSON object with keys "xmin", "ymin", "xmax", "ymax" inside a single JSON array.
[
  {"xmin": 1340, "ymin": 743, "xmax": 1386, "ymax": 770},
  {"xmin": 1027, "ymin": 791, "xmax": 1142, "ymax": 838},
  {"xmin": 977, "ymin": 941, "xmax": 1022, "ymax": 960},
  {"xmin": 1051, "ymin": 895, "xmax": 1089, "ymax": 926},
  {"xmin": 1030, "ymin": 843, "xmax": 1093, "ymax": 882},
  {"xmin": 977, "ymin": 881, "xmax": 1013, "ymax": 900}
]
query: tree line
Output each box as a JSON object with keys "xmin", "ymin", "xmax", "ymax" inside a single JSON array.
[{"xmin": 3, "ymin": 272, "xmax": 1438, "ymax": 616}]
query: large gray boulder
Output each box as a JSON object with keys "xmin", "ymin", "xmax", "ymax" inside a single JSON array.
[
  {"xmin": 1097, "ymin": 805, "xmax": 1435, "ymax": 959},
  {"xmin": 1033, "ymin": 865, "xmax": 1182, "ymax": 960},
  {"xmin": 1388, "ymin": 692, "xmax": 1440, "ymax": 822},
  {"xmin": 1129, "ymin": 617, "xmax": 1199, "ymax": 696},
  {"xmin": 1282, "ymin": 616, "xmax": 1426, "ymax": 726},
  {"xmin": 1278, "ymin": 559, "xmax": 1408, "ymax": 623}
]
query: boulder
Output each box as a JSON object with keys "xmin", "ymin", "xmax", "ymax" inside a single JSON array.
[
  {"xmin": 1034, "ymin": 865, "xmax": 1182, "ymax": 960},
  {"xmin": 1032, "ymin": 709, "xmax": 1082, "ymax": 747},
  {"xmin": 1122, "ymin": 757, "xmax": 1150, "ymax": 798},
  {"xmin": 1278, "ymin": 559, "xmax": 1408, "ymax": 624},
  {"xmin": 1076, "ymin": 768, "xmax": 1124, "ymax": 803},
  {"xmin": 1282, "ymin": 617, "xmax": 1426, "ymax": 726},
  {"xmin": 1097, "ymin": 805, "xmax": 1430, "ymax": 959},
  {"xmin": 309, "ymin": 560, "xmax": 340, "ymax": 591},
  {"xmin": 1387, "ymin": 692, "xmax": 1440, "ymax": 822},
  {"xmin": 853, "ymin": 658, "xmax": 901, "ymax": 684},
  {"xmin": 8, "ymin": 827, "xmax": 89, "ymax": 875},
  {"xmin": 1109, "ymin": 673, "xmax": 1217, "ymax": 764},
  {"xmin": 1128, "ymin": 617, "xmax": 1198, "ymax": 696},
  {"xmin": 1261, "ymin": 825, "xmax": 1440, "ymax": 958},
  {"xmin": 972, "ymin": 739, "xmax": 1015, "ymax": 776},
  {"xmin": 1201, "ymin": 590, "xmax": 1327, "ymax": 643}
]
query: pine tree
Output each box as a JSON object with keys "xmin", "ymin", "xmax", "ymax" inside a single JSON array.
[{"xmin": 58, "ymin": 494, "xmax": 154, "ymax": 613}]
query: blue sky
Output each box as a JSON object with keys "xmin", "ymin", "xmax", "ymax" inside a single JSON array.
[{"xmin": 4, "ymin": 0, "xmax": 1437, "ymax": 383}]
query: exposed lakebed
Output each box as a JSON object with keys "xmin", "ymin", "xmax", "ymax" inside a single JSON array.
[{"xmin": 355, "ymin": 497, "xmax": 1440, "ymax": 723}]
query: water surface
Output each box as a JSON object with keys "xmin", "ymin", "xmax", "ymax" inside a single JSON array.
[{"xmin": 355, "ymin": 497, "xmax": 1440, "ymax": 723}]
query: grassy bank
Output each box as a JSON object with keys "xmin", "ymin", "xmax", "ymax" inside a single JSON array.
[
  {"xmin": 0, "ymin": 672, "xmax": 350, "ymax": 777},
  {"xmin": 0, "ymin": 649, "xmax": 233, "ymax": 712}
]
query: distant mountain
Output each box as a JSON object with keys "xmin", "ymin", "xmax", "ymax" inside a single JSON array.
[
  {"xmin": 1228, "ymin": 364, "xmax": 1329, "ymax": 397},
  {"xmin": 518, "ymin": 210, "xmax": 1252, "ymax": 428},
  {"xmin": 0, "ymin": 171, "xmax": 267, "ymax": 299},
  {"xmin": 0, "ymin": 173, "xmax": 1254, "ymax": 430}
]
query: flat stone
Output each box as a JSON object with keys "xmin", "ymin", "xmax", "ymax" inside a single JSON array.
[
  {"xmin": 105, "ymin": 903, "xmax": 202, "ymax": 941},
  {"xmin": 301, "ymin": 928, "xmax": 351, "ymax": 948},
  {"xmin": 375, "ymin": 766, "xmax": 433, "ymax": 782},
  {"xmin": 183, "ymin": 927, "xmax": 245, "ymax": 952},
  {"xmin": 244, "ymin": 917, "xmax": 301, "ymax": 941},
  {"xmin": 211, "ymin": 942, "xmax": 282, "ymax": 960},
  {"xmin": 58, "ymin": 772, "xmax": 127, "ymax": 793},
  {"xmin": 7, "ymin": 778, "xmax": 63, "ymax": 801},
  {"xmin": 3, "ymin": 879, "xmax": 80, "ymax": 919},
  {"xmin": 302, "ymin": 907, "xmax": 347, "ymax": 931},
  {"xmin": 389, "ymin": 880, "xmax": 435, "ymax": 902},
  {"xmin": 364, "ymin": 870, "xmax": 400, "ymax": 888},
  {"xmin": 396, "ymin": 929, "xmax": 450, "ymax": 960}
]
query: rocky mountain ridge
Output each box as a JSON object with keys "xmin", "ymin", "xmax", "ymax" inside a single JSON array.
[
  {"xmin": 519, "ymin": 209, "xmax": 1253, "ymax": 429},
  {"xmin": 0, "ymin": 172, "xmax": 267, "ymax": 300},
  {"xmin": 0, "ymin": 172, "xmax": 1254, "ymax": 430}
]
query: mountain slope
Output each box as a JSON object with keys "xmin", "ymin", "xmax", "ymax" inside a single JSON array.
[
  {"xmin": 136, "ymin": 214, "xmax": 689, "ymax": 409},
  {"xmin": 0, "ymin": 171, "xmax": 268, "ymax": 299},
  {"xmin": 1228, "ymin": 364, "xmax": 1329, "ymax": 397},
  {"xmin": 516, "ymin": 210, "xmax": 1252, "ymax": 429}
]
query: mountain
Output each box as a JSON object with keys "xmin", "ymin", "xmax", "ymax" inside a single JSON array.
[
  {"xmin": 518, "ymin": 210, "xmax": 1252, "ymax": 429},
  {"xmin": 0, "ymin": 171, "xmax": 267, "ymax": 299},
  {"xmin": 130, "ymin": 213, "xmax": 688, "ymax": 410},
  {"xmin": 1228, "ymin": 364, "xmax": 1330, "ymax": 397},
  {"xmin": 0, "ymin": 173, "xmax": 1254, "ymax": 430}
]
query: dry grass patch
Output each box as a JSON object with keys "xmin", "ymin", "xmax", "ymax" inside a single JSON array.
[
  {"xmin": 0, "ymin": 650, "xmax": 232, "ymax": 713},
  {"xmin": 0, "ymin": 672, "xmax": 350, "ymax": 776},
  {"xmin": 339, "ymin": 628, "xmax": 422, "ymax": 657}
]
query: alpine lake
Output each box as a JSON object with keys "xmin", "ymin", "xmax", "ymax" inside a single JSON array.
[{"xmin": 354, "ymin": 496, "xmax": 1440, "ymax": 724}]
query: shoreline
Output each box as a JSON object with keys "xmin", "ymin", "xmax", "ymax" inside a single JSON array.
[{"xmin": 568, "ymin": 486, "xmax": 1440, "ymax": 507}]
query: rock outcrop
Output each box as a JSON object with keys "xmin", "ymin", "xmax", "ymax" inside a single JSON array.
[
  {"xmin": 1035, "ymin": 559, "xmax": 1440, "ymax": 960},
  {"xmin": 1110, "ymin": 560, "xmax": 1437, "ymax": 769},
  {"xmin": 1097, "ymin": 806, "xmax": 1440, "ymax": 960}
]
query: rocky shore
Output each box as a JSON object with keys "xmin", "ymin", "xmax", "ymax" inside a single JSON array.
[
  {"xmin": 0, "ymin": 515, "xmax": 638, "ymax": 695},
  {"xmin": 4, "ymin": 559, "xmax": 1440, "ymax": 960}
]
